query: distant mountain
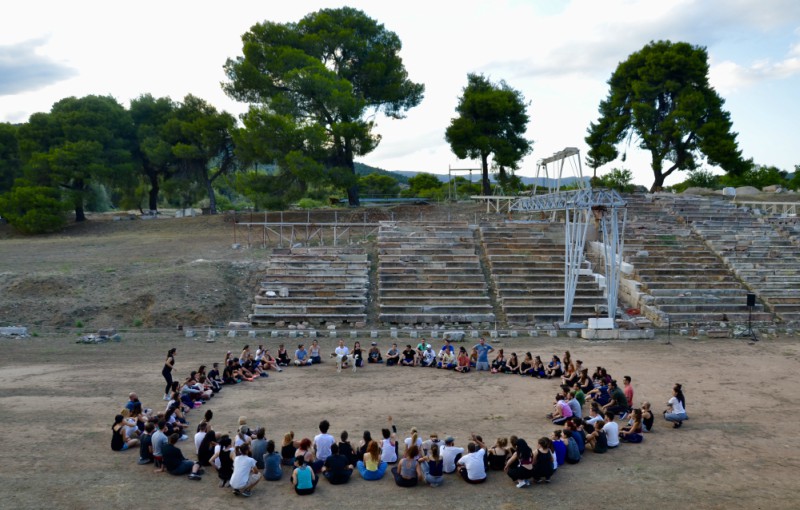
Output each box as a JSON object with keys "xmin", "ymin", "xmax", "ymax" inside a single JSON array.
[{"xmin": 354, "ymin": 162, "xmax": 410, "ymax": 184}]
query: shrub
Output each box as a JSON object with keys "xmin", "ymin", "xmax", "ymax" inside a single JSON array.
[{"xmin": 0, "ymin": 183, "xmax": 68, "ymax": 234}]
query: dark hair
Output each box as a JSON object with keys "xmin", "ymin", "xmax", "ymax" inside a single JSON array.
[
  {"xmin": 605, "ymin": 411, "xmax": 615, "ymax": 420},
  {"xmin": 145, "ymin": 422, "xmax": 155, "ymax": 433},
  {"xmin": 363, "ymin": 430, "xmax": 372, "ymax": 443},
  {"xmin": 236, "ymin": 443, "xmax": 250, "ymax": 456},
  {"xmin": 382, "ymin": 428, "xmax": 391, "ymax": 439},
  {"xmin": 157, "ymin": 420, "xmax": 167, "ymax": 430},
  {"xmin": 331, "ymin": 443, "xmax": 339, "ymax": 455},
  {"xmin": 114, "ymin": 414, "xmax": 123, "ymax": 425},
  {"xmin": 341, "ymin": 430, "xmax": 349, "ymax": 441},
  {"xmin": 319, "ymin": 420, "xmax": 330, "ymax": 433},
  {"xmin": 219, "ymin": 435, "xmax": 232, "ymax": 448},
  {"xmin": 295, "ymin": 455, "xmax": 306, "ymax": 466},
  {"xmin": 204, "ymin": 410, "xmax": 213, "ymax": 422},
  {"xmin": 516, "ymin": 439, "xmax": 532, "ymax": 458},
  {"xmin": 624, "ymin": 375, "xmax": 631, "ymax": 383},
  {"xmin": 167, "ymin": 348, "xmax": 176, "ymax": 357},
  {"xmin": 198, "ymin": 422, "xmax": 207, "ymax": 432},
  {"xmin": 256, "ymin": 427, "xmax": 265, "ymax": 439},
  {"xmin": 168, "ymin": 433, "xmax": 180, "ymax": 444},
  {"xmin": 467, "ymin": 442, "xmax": 477, "ymax": 453},
  {"xmin": 266, "ymin": 440, "xmax": 275, "ymax": 454}
]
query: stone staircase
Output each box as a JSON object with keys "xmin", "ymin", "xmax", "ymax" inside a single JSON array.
[
  {"xmin": 377, "ymin": 222, "xmax": 495, "ymax": 326},
  {"xmin": 249, "ymin": 247, "xmax": 369, "ymax": 327},
  {"xmin": 623, "ymin": 195, "xmax": 769, "ymax": 327},
  {"xmin": 666, "ymin": 195, "xmax": 800, "ymax": 323},
  {"xmin": 479, "ymin": 222, "xmax": 605, "ymax": 327}
]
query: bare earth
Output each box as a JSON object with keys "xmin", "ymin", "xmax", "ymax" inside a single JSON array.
[{"xmin": 1, "ymin": 209, "xmax": 799, "ymax": 509}]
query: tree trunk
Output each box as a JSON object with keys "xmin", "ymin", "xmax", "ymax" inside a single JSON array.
[
  {"xmin": 345, "ymin": 139, "xmax": 359, "ymax": 206},
  {"xmin": 481, "ymin": 153, "xmax": 491, "ymax": 195},
  {"xmin": 147, "ymin": 172, "xmax": 159, "ymax": 212},
  {"xmin": 203, "ymin": 171, "xmax": 217, "ymax": 215},
  {"xmin": 73, "ymin": 179, "xmax": 86, "ymax": 222},
  {"xmin": 75, "ymin": 205, "xmax": 86, "ymax": 222},
  {"xmin": 650, "ymin": 154, "xmax": 665, "ymax": 193}
]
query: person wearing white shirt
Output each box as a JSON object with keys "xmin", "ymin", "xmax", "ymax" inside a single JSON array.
[
  {"xmin": 194, "ymin": 422, "xmax": 208, "ymax": 454},
  {"xmin": 313, "ymin": 419, "xmax": 336, "ymax": 471},
  {"xmin": 230, "ymin": 443, "xmax": 260, "ymax": 497},
  {"xmin": 334, "ymin": 340, "xmax": 350, "ymax": 372},
  {"xmin": 456, "ymin": 435, "xmax": 487, "ymax": 483},
  {"xmin": 603, "ymin": 411, "xmax": 620, "ymax": 448},
  {"xmin": 441, "ymin": 437, "xmax": 464, "ymax": 474}
]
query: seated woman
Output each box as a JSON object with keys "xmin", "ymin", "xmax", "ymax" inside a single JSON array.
[
  {"xmin": 454, "ymin": 347, "xmax": 471, "ymax": 373},
  {"xmin": 111, "ymin": 414, "xmax": 140, "ymax": 452},
  {"xmin": 491, "ymin": 349, "xmax": 506, "ymax": 373},
  {"xmin": 210, "ymin": 435, "xmax": 234, "ymax": 487},
  {"xmin": 531, "ymin": 356, "xmax": 546, "ymax": 378},
  {"xmin": 561, "ymin": 361, "xmax": 578, "ymax": 387},
  {"xmin": 504, "ymin": 352, "xmax": 519, "ymax": 374},
  {"xmin": 276, "ymin": 344, "xmax": 290, "ymax": 367},
  {"xmin": 263, "ymin": 440, "xmax": 283, "ymax": 481},
  {"xmin": 294, "ymin": 438, "xmax": 315, "ymax": 469},
  {"xmin": 418, "ymin": 444, "xmax": 444, "ymax": 487},
  {"xmin": 664, "ymin": 384, "xmax": 688, "ymax": 428},
  {"xmin": 620, "ymin": 409, "xmax": 644, "ymax": 443},
  {"xmin": 339, "ymin": 430, "xmax": 359, "ymax": 466},
  {"xmin": 487, "ymin": 437, "xmax": 509, "ymax": 471},
  {"xmin": 357, "ymin": 440, "xmax": 388, "ymax": 480},
  {"xmin": 309, "ymin": 340, "xmax": 322, "ymax": 364},
  {"xmin": 641, "ymin": 402, "xmax": 654, "ymax": 432},
  {"xmin": 544, "ymin": 355, "xmax": 562, "ymax": 378},
  {"xmin": 391, "ymin": 445, "xmax": 421, "ymax": 487},
  {"xmin": 518, "ymin": 352, "xmax": 535, "ymax": 376},
  {"xmin": 292, "ymin": 455, "xmax": 317, "ymax": 495},
  {"xmin": 260, "ymin": 349, "xmax": 283, "ymax": 372},
  {"xmin": 351, "ymin": 341, "xmax": 364, "ymax": 368},
  {"xmin": 469, "ymin": 348, "xmax": 478, "ymax": 368},
  {"xmin": 578, "ymin": 368, "xmax": 594, "ymax": 394},
  {"xmin": 281, "ymin": 432, "xmax": 299, "ymax": 466},
  {"xmin": 531, "ymin": 438, "xmax": 555, "ymax": 482},
  {"xmin": 504, "ymin": 438, "xmax": 534, "ymax": 487},
  {"xmin": 197, "ymin": 430, "xmax": 218, "ymax": 467}
]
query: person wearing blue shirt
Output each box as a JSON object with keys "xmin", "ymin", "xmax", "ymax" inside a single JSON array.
[{"xmin": 473, "ymin": 338, "xmax": 494, "ymax": 371}]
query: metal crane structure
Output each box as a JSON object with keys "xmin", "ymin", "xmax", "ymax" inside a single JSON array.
[{"xmin": 509, "ymin": 147, "xmax": 627, "ymax": 327}]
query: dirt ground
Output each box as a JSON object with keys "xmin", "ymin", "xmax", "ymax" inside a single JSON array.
[
  {"xmin": 0, "ymin": 332, "xmax": 799, "ymax": 509},
  {"xmin": 1, "ymin": 205, "xmax": 799, "ymax": 509}
]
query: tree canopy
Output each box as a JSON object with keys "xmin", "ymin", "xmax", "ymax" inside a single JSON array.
[
  {"xmin": 586, "ymin": 40, "xmax": 747, "ymax": 191},
  {"xmin": 445, "ymin": 73, "xmax": 532, "ymax": 195},
  {"xmin": 223, "ymin": 7, "xmax": 424, "ymax": 205}
]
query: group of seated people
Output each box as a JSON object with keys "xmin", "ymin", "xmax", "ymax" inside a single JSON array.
[{"xmin": 112, "ymin": 346, "xmax": 683, "ymax": 496}]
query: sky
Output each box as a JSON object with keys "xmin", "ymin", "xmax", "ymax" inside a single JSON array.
[{"xmin": 1, "ymin": 0, "xmax": 799, "ymax": 188}]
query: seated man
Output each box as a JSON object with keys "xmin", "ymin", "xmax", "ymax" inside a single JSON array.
[
  {"xmin": 437, "ymin": 348, "xmax": 456, "ymax": 369},
  {"xmin": 603, "ymin": 379, "xmax": 629, "ymax": 417},
  {"xmin": 294, "ymin": 344, "xmax": 313, "ymax": 366},
  {"xmin": 400, "ymin": 345, "xmax": 416, "ymax": 366},
  {"xmin": 385, "ymin": 343, "xmax": 400, "ymax": 366},
  {"xmin": 161, "ymin": 433, "xmax": 203, "ymax": 480},
  {"xmin": 367, "ymin": 342, "xmax": 383, "ymax": 363},
  {"xmin": 420, "ymin": 345, "xmax": 437, "ymax": 367},
  {"xmin": 441, "ymin": 436, "xmax": 464, "ymax": 474},
  {"xmin": 322, "ymin": 443, "xmax": 354, "ymax": 484},
  {"xmin": 456, "ymin": 436, "xmax": 487, "ymax": 484},
  {"xmin": 334, "ymin": 340, "xmax": 350, "ymax": 372}
]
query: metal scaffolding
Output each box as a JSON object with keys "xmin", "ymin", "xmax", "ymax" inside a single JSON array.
[{"xmin": 510, "ymin": 149, "xmax": 627, "ymax": 326}]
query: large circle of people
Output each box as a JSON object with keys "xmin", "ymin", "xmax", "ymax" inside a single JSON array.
[{"xmin": 111, "ymin": 339, "xmax": 688, "ymax": 497}]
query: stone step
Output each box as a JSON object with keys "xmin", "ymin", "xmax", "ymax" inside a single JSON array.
[
  {"xmin": 252, "ymin": 304, "xmax": 365, "ymax": 314},
  {"xmin": 380, "ymin": 288, "xmax": 490, "ymax": 297},
  {"xmin": 379, "ymin": 312, "xmax": 496, "ymax": 324},
  {"xmin": 249, "ymin": 313, "xmax": 367, "ymax": 325},
  {"xmin": 379, "ymin": 304, "xmax": 495, "ymax": 314},
  {"xmin": 254, "ymin": 296, "xmax": 366, "ymax": 305},
  {"xmin": 379, "ymin": 297, "xmax": 492, "ymax": 305},
  {"xmin": 655, "ymin": 303, "xmax": 765, "ymax": 313},
  {"xmin": 261, "ymin": 276, "xmax": 368, "ymax": 285}
]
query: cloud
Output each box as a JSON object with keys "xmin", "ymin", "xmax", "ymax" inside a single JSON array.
[
  {"xmin": 0, "ymin": 38, "xmax": 76, "ymax": 96},
  {"xmin": 710, "ymin": 43, "xmax": 800, "ymax": 93}
]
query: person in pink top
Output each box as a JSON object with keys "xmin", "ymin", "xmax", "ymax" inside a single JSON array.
[{"xmin": 623, "ymin": 375, "xmax": 634, "ymax": 415}]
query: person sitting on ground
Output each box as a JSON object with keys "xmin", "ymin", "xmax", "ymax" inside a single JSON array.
[
  {"xmin": 230, "ymin": 443, "xmax": 260, "ymax": 497},
  {"xmin": 518, "ymin": 352, "xmax": 535, "ymax": 376},
  {"xmin": 312, "ymin": 419, "xmax": 335, "ymax": 473},
  {"xmin": 469, "ymin": 347, "xmax": 478, "ymax": 368},
  {"xmin": 309, "ymin": 340, "xmax": 322, "ymax": 364},
  {"xmin": 263, "ymin": 440, "xmax": 283, "ymax": 481},
  {"xmin": 322, "ymin": 443, "xmax": 354, "ymax": 484},
  {"xmin": 111, "ymin": 414, "xmax": 140, "ymax": 452},
  {"xmin": 234, "ymin": 425, "xmax": 252, "ymax": 449},
  {"xmin": 456, "ymin": 435, "xmax": 487, "ymax": 484},
  {"xmin": 422, "ymin": 433, "xmax": 443, "ymax": 457},
  {"xmin": 294, "ymin": 344, "xmax": 313, "ymax": 367},
  {"xmin": 418, "ymin": 443, "xmax": 444, "ymax": 487},
  {"xmin": 281, "ymin": 431, "xmax": 299, "ymax": 466},
  {"xmin": 421, "ymin": 344, "xmax": 437, "ymax": 367},
  {"xmin": 504, "ymin": 352, "xmax": 519, "ymax": 374},
  {"xmin": 250, "ymin": 427, "xmax": 268, "ymax": 469},
  {"xmin": 381, "ymin": 418, "xmax": 399, "ymax": 465},
  {"xmin": 415, "ymin": 340, "xmax": 431, "ymax": 363},
  {"xmin": 454, "ymin": 347, "xmax": 471, "ymax": 373},
  {"xmin": 487, "ymin": 437, "xmax": 509, "ymax": 471},
  {"xmin": 275, "ymin": 344, "xmax": 290, "ymax": 367},
  {"xmin": 547, "ymin": 394, "xmax": 573, "ymax": 425},
  {"xmin": 440, "ymin": 339, "xmax": 455, "ymax": 357},
  {"xmin": 602, "ymin": 411, "xmax": 621, "ymax": 448},
  {"xmin": 564, "ymin": 429, "xmax": 581, "ymax": 464},
  {"xmin": 401, "ymin": 344, "xmax": 416, "ymax": 367},
  {"xmin": 392, "ymin": 445, "xmax": 421, "ymax": 487},
  {"xmin": 339, "ymin": 430, "xmax": 358, "ymax": 466},
  {"xmin": 474, "ymin": 337, "xmax": 494, "ymax": 372},
  {"xmin": 441, "ymin": 436, "xmax": 464, "ymax": 474},
  {"xmin": 404, "ymin": 428, "xmax": 423, "ymax": 458},
  {"xmin": 357, "ymin": 430, "xmax": 372, "ymax": 458},
  {"xmin": 138, "ymin": 422, "xmax": 155, "ymax": 465},
  {"xmin": 504, "ymin": 438, "xmax": 534, "ymax": 488},
  {"xmin": 151, "ymin": 420, "xmax": 169, "ymax": 472},
  {"xmin": 531, "ymin": 438, "xmax": 555, "ymax": 483},
  {"xmin": 565, "ymin": 418, "xmax": 586, "ymax": 454},
  {"xmin": 572, "ymin": 382, "xmax": 586, "ymax": 409},
  {"xmin": 603, "ymin": 379, "xmax": 629, "ymax": 417},
  {"xmin": 551, "ymin": 430, "xmax": 568, "ymax": 467},
  {"xmin": 197, "ymin": 430, "xmax": 217, "ymax": 467},
  {"xmin": 544, "ymin": 355, "xmax": 562, "ymax": 378},
  {"xmin": 620, "ymin": 408, "xmax": 644, "ymax": 443},
  {"xmin": 578, "ymin": 368, "xmax": 593, "ymax": 394},
  {"xmin": 210, "ymin": 434, "xmax": 234, "ymax": 487},
  {"xmin": 438, "ymin": 346, "xmax": 456, "ymax": 369},
  {"xmin": 194, "ymin": 421, "xmax": 208, "ymax": 456},
  {"xmin": 641, "ymin": 402, "xmax": 654, "ymax": 432},
  {"xmin": 567, "ymin": 390, "xmax": 583, "ymax": 419},
  {"xmin": 491, "ymin": 349, "xmax": 506, "ymax": 373},
  {"xmin": 356, "ymin": 440, "xmax": 388, "ymax": 480},
  {"xmin": 385, "ymin": 343, "xmax": 400, "ymax": 366},
  {"xmin": 585, "ymin": 403, "xmax": 604, "ymax": 426},
  {"xmin": 351, "ymin": 341, "xmax": 364, "ymax": 368},
  {"xmin": 561, "ymin": 361, "xmax": 578, "ymax": 387},
  {"xmin": 584, "ymin": 420, "xmax": 608, "ymax": 453},
  {"xmin": 161, "ymin": 433, "xmax": 203, "ymax": 480},
  {"xmin": 260, "ymin": 349, "xmax": 282, "ymax": 372},
  {"xmin": 207, "ymin": 362, "xmax": 224, "ymax": 387},
  {"xmin": 586, "ymin": 379, "xmax": 611, "ymax": 407},
  {"xmin": 664, "ymin": 383, "xmax": 688, "ymax": 428},
  {"xmin": 292, "ymin": 455, "xmax": 317, "ymax": 495},
  {"xmin": 334, "ymin": 339, "xmax": 350, "ymax": 371},
  {"xmin": 367, "ymin": 342, "xmax": 383, "ymax": 363},
  {"xmin": 295, "ymin": 438, "xmax": 316, "ymax": 468}
]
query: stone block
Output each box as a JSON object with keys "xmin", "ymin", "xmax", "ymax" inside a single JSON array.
[
  {"xmin": 490, "ymin": 330, "xmax": 498, "ymax": 338},
  {"xmin": 430, "ymin": 331, "xmax": 439, "ymax": 339},
  {"xmin": 510, "ymin": 330, "xmax": 518, "ymax": 338},
  {"xmin": 529, "ymin": 330, "xmax": 539, "ymax": 337},
  {"xmin": 248, "ymin": 331, "xmax": 257, "ymax": 338},
  {"xmin": 391, "ymin": 329, "xmax": 398, "ymax": 339},
  {"xmin": 350, "ymin": 330, "xmax": 358, "ymax": 339},
  {"xmin": 355, "ymin": 322, "xmax": 367, "ymax": 328},
  {"xmin": 471, "ymin": 330, "xmax": 480, "ymax": 338},
  {"xmin": 279, "ymin": 287, "xmax": 290, "ymax": 298},
  {"xmin": 548, "ymin": 330, "xmax": 558, "ymax": 337},
  {"xmin": 568, "ymin": 331, "xmax": 578, "ymax": 338},
  {"xmin": 409, "ymin": 331, "xmax": 418, "ymax": 339},
  {"xmin": 207, "ymin": 330, "xmax": 217, "ymax": 338},
  {"xmin": 370, "ymin": 331, "xmax": 378, "ymax": 338},
  {"xmin": 184, "ymin": 329, "xmax": 196, "ymax": 338},
  {"xmin": 329, "ymin": 331, "xmax": 337, "ymax": 338},
  {"xmin": 0, "ymin": 326, "xmax": 27, "ymax": 337},
  {"xmin": 443, "ymin": 331, "xmax": 465, "ymax": 342},
  {"xmin": 327, "ymin": 324, "xmax": 336, "ymax": 330},
  {"xmin": 679, "ymin": 329, "xmax": 688, "ymax": 336},
  {"xmin": 227, "ymin": 330, "xmax": 237, "ymax": 337},
  {"xmin": 270, "ymin": 330, "xmax": 278, "ymax": 338},
  {"xmin": 309, "ymin": 330, "xmax": 317, "ymax": 338}
]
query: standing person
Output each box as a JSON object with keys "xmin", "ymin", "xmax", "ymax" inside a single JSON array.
[
  {"xmin": 473, "ymin": 337, "xmax": 494, "ymax": 372},
  {"xmin": 230, "ymin": 443, "xmax": 260, "ymax": 497},
  {"xmin": 623, "ymin": 375, "xmax": 635, "ymax": 411},
  {"xmin": 456, "ymin": 435, "xmax": 487, "ymax": 484},
  {"xmin": 664, "ymin": 384, "xmax": 688, "ymax": 428},
  {"xmin": 312, "ymin": 420, "xmax": 335, "ymax": 472},
  {"xmin": 162, "ymin": 348, "xmax": 176, "ymax": 401},
  {"xmin": 292, "ymin": 456, "xmax": 318, "ymax": 495}
]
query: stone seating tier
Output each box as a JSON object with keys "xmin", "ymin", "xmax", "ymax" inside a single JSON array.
[{"xmin": 249, "ymin": 313, "xmax": 367, "ymax": 326}]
